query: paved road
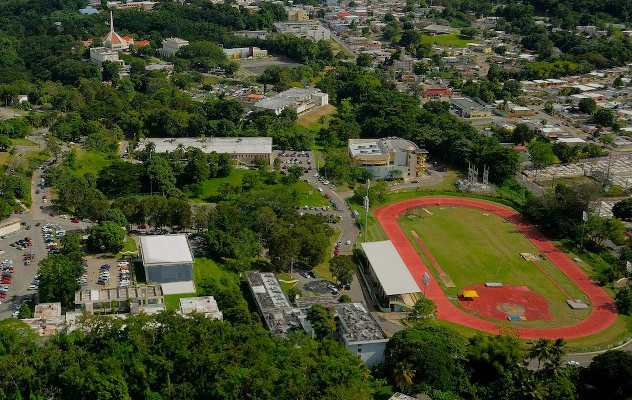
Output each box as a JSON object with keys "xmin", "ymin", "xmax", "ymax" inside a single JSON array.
[{"xmin": 0, "ymin": 137, "xmax": 92, "ymax": 319}]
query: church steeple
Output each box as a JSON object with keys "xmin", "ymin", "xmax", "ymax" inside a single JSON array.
[{"xmin": 103, "ymin": 10, "xmax": 129, "ymax": 51}]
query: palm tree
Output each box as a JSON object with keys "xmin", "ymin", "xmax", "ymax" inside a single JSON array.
[
  {"xmin": 528, "ymin": 338, "xmax": 552, "ymax": 370},
  {"xmin": 546, "ymin": 338, "xmax": 567, "ymax": 375},
  {"xmin": 393, "ymin": 362, "xmax": 416, "ymax": 389}
]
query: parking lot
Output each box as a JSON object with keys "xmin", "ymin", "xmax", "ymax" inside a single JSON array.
[{"xmin": 0, "ymin": 228, "xmax": 47, "ymax": 319}]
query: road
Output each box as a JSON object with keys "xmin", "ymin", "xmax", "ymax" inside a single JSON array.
[{"xmin": 0, "ymin": 135, "xmax": 92, "ymax": 319}]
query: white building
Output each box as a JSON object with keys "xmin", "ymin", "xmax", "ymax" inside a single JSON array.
[
  {"xmin": 179, "ymin": 296, "xmax": 223, "ymax": 320},
  {"xmin": 103, "ymin": 11, "xmax": 130, "ymax": 51},
  {"xmin": 359, "ymin": 241, "xmax": 421, "ymax": 311},
  {"xmin": 138, "ymin": 137, "xmax": 273, "ymax": 166},
  {"xmin": 333, "ymin": 302, "xmax": 388, "ymax": 367},
  {"xmin": 89, "ymin": 47, "xmax": 122, "ymax": 64},
  {"xmin": 253, "ymin": 88, "xmax": 329, "ymax": 116},
  {"xmin": 348, "ymin": 137, "xmax": 428, "ymax": 182},
  {"xmin": 273, "ymin": 21, "xmax": 331, "ymax": 41},
  {"xmin": 223, "ymin": 46, "xmax": 268, "ymax": 59},
  {"xmin": 139, "ymin": 235, "xmax": 194, "ymax": 284},
  {"xmin": 158, "ymin": 37, "xmax": 189, "ymax": 58}
]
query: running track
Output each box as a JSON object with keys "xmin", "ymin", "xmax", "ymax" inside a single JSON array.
[{"xmin": 373, "ymin": 197, "xmax": 617, "ymax": 339}]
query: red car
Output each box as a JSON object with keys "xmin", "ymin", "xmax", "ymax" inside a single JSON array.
[
  {"xmin": 49, "ymin": 212, "xmax": 56, "ymax": 217},
  {"xmin": 333, "ymin": 249, "xmax": 340, "ymax": 255},
  {"xmin": 0, "ymin": 294, "xmax": 6, "ymax": 299},
  {"xmin": 71, "ymin": 218, "xmax": 80, "ymax": 223}
]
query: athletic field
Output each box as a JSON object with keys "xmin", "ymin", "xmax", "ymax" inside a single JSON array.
[{"xmin": 399, "ymin": 207, "xmax": 590, "ymax": 327}]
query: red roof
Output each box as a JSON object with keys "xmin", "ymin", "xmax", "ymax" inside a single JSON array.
[
  {"xmin": 338, "ymin": 12, "xmax": 352, "ymax": 17},
  {"xmin": 135, "ymin": 40, "xmax": 150, "ymax": 47},
  {"xmin": 122, "ymin": 36, "xmax": 133, "ymax": 41}
]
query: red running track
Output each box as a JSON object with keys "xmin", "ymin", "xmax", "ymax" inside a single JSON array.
[{"xmin": 373, "ymin": 197, "xmax": 618, "ymax": 339}]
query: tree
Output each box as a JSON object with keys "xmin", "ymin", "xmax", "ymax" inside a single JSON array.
[
  {"xmin": 392, "ymin": 362, "xmax": 416, "ymax": 389},
  {"xmin": 578, "ymin": 98, "xmax": 597, "ymax": 114},
  {"xmin": 329, "ymin": 255, "xmax": 356, "ymax": 286},
  {"xmin": 60, "ymin": 233, "xmax": 82, "ymax": 256},
  {"xmin": 583, "ymin": 215, "xmax": 627, "ymax": 246},
  {"xmin": 528, "ymin": 339, "xmax": 553, "ymax": 370},
  {"xmin": 37, "ymin": 254, "xmax": 83, "ymax": 310},
  {"xmin": 584, "ymin": 350, "xmax": 632, "ymax": 400},
  {"xmin": 356, "ymin": 54, "xmax": 373, "ymax": 67},
  {"xmin": 87, "ymin": 221, "xmax": 125, "ymax": 254},
  {"xmin": 612, "ymin": 198, "xmax": 632, "ymax": 221},
  {"xmin": 460, "ymin": 27, "xmax": 478, "ymax": 39},
  {"xmin": 0, "ymin": 134, "xmax": 11, "ymax": 151},
  {"xmin": 408, "ymin": 297, "xmax": 437, "ymax": 324},
  {"xmin": 386, "ymin": 325, "xmax": 467, "ymax": 391},
  {"xmin": 101, "ymin": 208, "xmax": 128, "ymax": 227},
  {"xmin": 101, "ymin": 61, "xmax": 121, "ymax": 83},
  {"xmin": 615, "ymin": 287, "xmax": 632, "ymax": 315},
  {"xmin": 593, "ymin": 107, "xmax": 616, "ymax": 127},
  {"xmin": 528, "ymin": 141, "xmax": 556, "ymax": 171},
  {"xmin": 306, "ymin": 304, "xmax": 335, "ymax": 339},
  {"xmin": 147, "ymin": 157, "xmax": 176, "ymax": 193},
  {"xmin": 468, "ymin": 334, "xmax": 522, "ymax": 382}
]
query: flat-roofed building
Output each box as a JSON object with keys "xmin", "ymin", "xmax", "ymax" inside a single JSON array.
[
  {"xmin": 348, "ymin": 137, "xmax": 428, "ymax": 182},
  {"xmin": 245, "ymin": 271, "xmax": 387, "ymax": 366},
  {"xmin": 138, "ymin": 137, "xmax": 273, "ymax": 166},
  {"xmin": 273, "ymin": 21, "xmax": 331, "ymax": 41},
  {"xmin": 139, "ymin": 235, "xmax": 194, "ymax": 284},
  {"xmin": 158, "ymin": 37, "xmax": 189, "ymax": 58},
  {"xmin": 254, "ymin": 88, "xmax": 329, "ymax": 116},
  {"xmin": 287, "ymin": 8, "xmax": 309, "ymax": 21},
  {"xmin": 333, "ymin": 302, "xmax": 388, "ymax": 366},
  {"xmin": 223, "ymin": 46, "xmax": 268, "ymax": 59},
  {"xmin": 179, "ymin": 296, "xmax": 223, "ymax": 320},
  {"xmin": 450, "ymin": 97, "xmax": 491, "ymax": 118},
  {"xmin": 359, "ymin": 240, "xmax": 421, "ymax": 311},
  {"xmin": 89, "ymin": 47, "xmax": 122, "ymax": 64},
  {"xmin": 74, "ymin": 285, "xmax": 165, "ymax": 314},
  {"xmin": 245, "ymin": 271, "xmax": 307, "ymax": 336}
]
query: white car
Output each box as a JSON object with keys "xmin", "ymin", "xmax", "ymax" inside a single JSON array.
[{"xmin": 0, "ymin": 251, "xmax": 5, "ymax": 255}]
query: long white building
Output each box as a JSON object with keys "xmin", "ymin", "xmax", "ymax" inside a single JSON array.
[{"xmin": 253, "ymin": 88, "xmax": 328, "ymax": 116}]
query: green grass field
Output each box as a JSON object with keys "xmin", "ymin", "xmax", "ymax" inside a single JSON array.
[
  {"xmin": 164, "ymin": 292, "xmax": 198, "ymax": 310},
  {"xmin": 190, "ymin": 169, "xmax": 328, "ymax": 207},
  {"xmin": 398, "ymin": 206, "xmax": 591, "ymax": 328},
  {"xmin": 71, "ymin": 148, "xmax": 115, "ymax": 176},
  {"xmin": 420, "ymin": 33, "xmax": 478, "ymax": 47},
  {"xmin": 163, "ymin": 257, "xmax": 238, "ymax": 310},
  {"xmin": 12, "ymin": 138, "xmax": 37, "ymax": 147}
]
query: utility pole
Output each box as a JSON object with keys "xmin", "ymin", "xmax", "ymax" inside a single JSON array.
[{"xmin": 363, "ymin": 179, "xmax": 370, "ymax": 243}]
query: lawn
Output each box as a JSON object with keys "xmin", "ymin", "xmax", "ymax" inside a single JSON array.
[
  {"xmin": 12, "ymin": 138, "xmax": 37, "ymax": 147},
  {"xmin": 0, "ymin": 152, "xmax": 10, "ymax": 166},
  {"xmin": 420, "ymin": 33, "xmax": 478, "ymax": 47},
  {"xmin": 312, "ymin": 234, "xmax": 337, "ymax": 281},
  {"xmin": 297, "ymin": 104, "xmax": 336, "ymax": 129},
  {"xmin": 398, "ymin": 206, "xmax": 591, "ymax": 328},
  {"xmin": 71, "ymin": 148, "xmax": 115, "ymax": 177},
  {"xmin": 158, "ymin": 257, "xmax": 238, "ymax": 310},
  {"xmin": 164, "ymin": 292, "xmax": 198, "ymax": 310},
  {"xmin": 114, "ymin": 237, "xmax": 137, "ymax": 258},
  {"xmin": 190, "ymin": 169, "xmax": 328, "ymax": 207}
]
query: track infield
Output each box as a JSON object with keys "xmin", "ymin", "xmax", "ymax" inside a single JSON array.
[{"xmin": 373, "ymin": 197, "xmax": 618, "ymax": 339}]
